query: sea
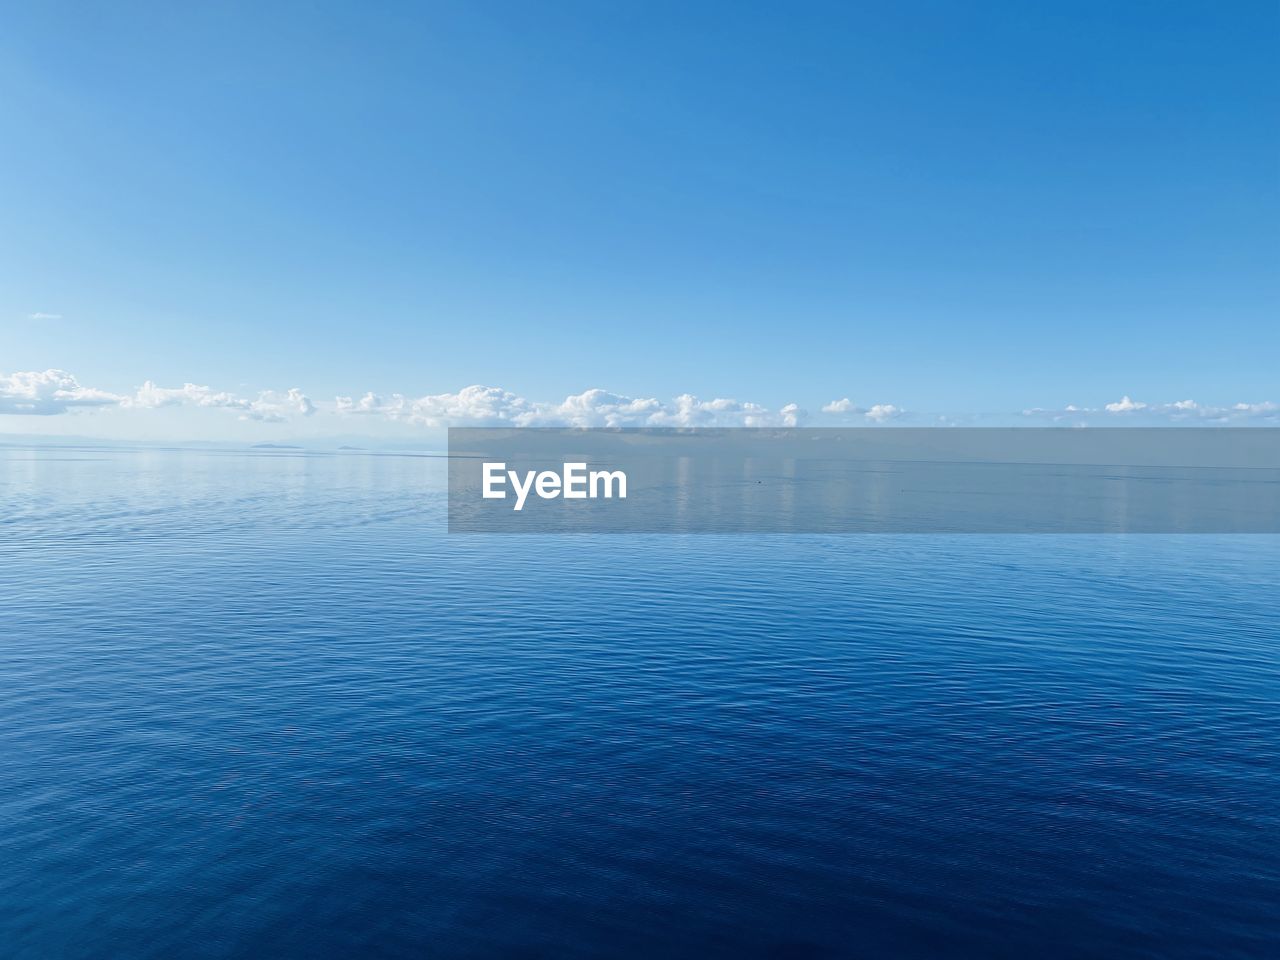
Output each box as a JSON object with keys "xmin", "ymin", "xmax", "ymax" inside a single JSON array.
[{"xmin": 1, "ymin": 446, "xmax": 1276, "ymax": 958}]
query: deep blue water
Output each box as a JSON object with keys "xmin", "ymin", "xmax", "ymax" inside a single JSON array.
[{"xmin": 2, "ymin": 447, "xmax": 1277, "ymax": 959}]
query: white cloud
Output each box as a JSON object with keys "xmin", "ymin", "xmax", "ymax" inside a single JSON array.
[
  {"xmin": 0, "ymin": 370, "xmax": 316, "ymax": 424},
  {"xmin": 864, "ymin": 403, "xmax": 902, "ymax": 423},
  {"xmin": 1232, "ymin": 401, "xmax": 1279, "ymax": 417},
  {"xmin": 335, "ymin": 392, "xmax": 387, "ymax": 415},
  {"xmin": 335, "ymin": 385, "xmax": 537, "ymax": 426},
  {"xmin": 125, "ymin": 381, "xmax": 316, "ymax": 422},
  {"xmin": 242, "ymin": 388, "xmax": 316, "ymax": 422},
  {"xmin": 779, "ymin": 402, "xmax": 806, "ymax": 427},
  {"xmin": 334, "ymin": 386, "xmax": 808, "ymax": 428},
  {"xmin": 3, "ymin": 369, "xmax": 1275, "ymax": 432},
  {"xmin": 128, "ymin": 381, "xmax": 250, "ymax": 411},
  {"xmin": 644, "ymin": 394, "xmax": 774, "ymax": 428},
  {"xmin": 1105, "ymin": 395, "xmax": 1148, "ymax": 413},
  {"xmin": 0, "ymin": 369, "xmax": 122, "ymax": 415},
  {"xmin": 410, "ymin": 385, "xmax": 540, "ymax": 426},
  {"xmin": 547, "ymin": 389, "xmax": 663, "ymax": 427},
  {"xmin": 1026, "ymin": 396, "xmax": 1280, "ymax": 423},
  {"xmin": 26, "ymin": 312, "xmax": 63, "ymax": 321},
  {"xmin": 821, "ymin": 398, "xmax": 903, "ymax": 422}
]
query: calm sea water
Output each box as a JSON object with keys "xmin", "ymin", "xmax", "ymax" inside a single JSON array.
[{"xmin": 2, "ymin": 447, "xmax": 1277, "ymax": 959}]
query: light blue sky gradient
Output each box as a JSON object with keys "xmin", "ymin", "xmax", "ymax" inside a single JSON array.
[{"xmin": 1, "ymin": 1, "xmax": 1276, "ymax": 437}]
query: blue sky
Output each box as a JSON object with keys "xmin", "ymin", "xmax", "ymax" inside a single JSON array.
[{"xmin": 1, "ymin": 1, "xmax": 1276, "ymax": 438}]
